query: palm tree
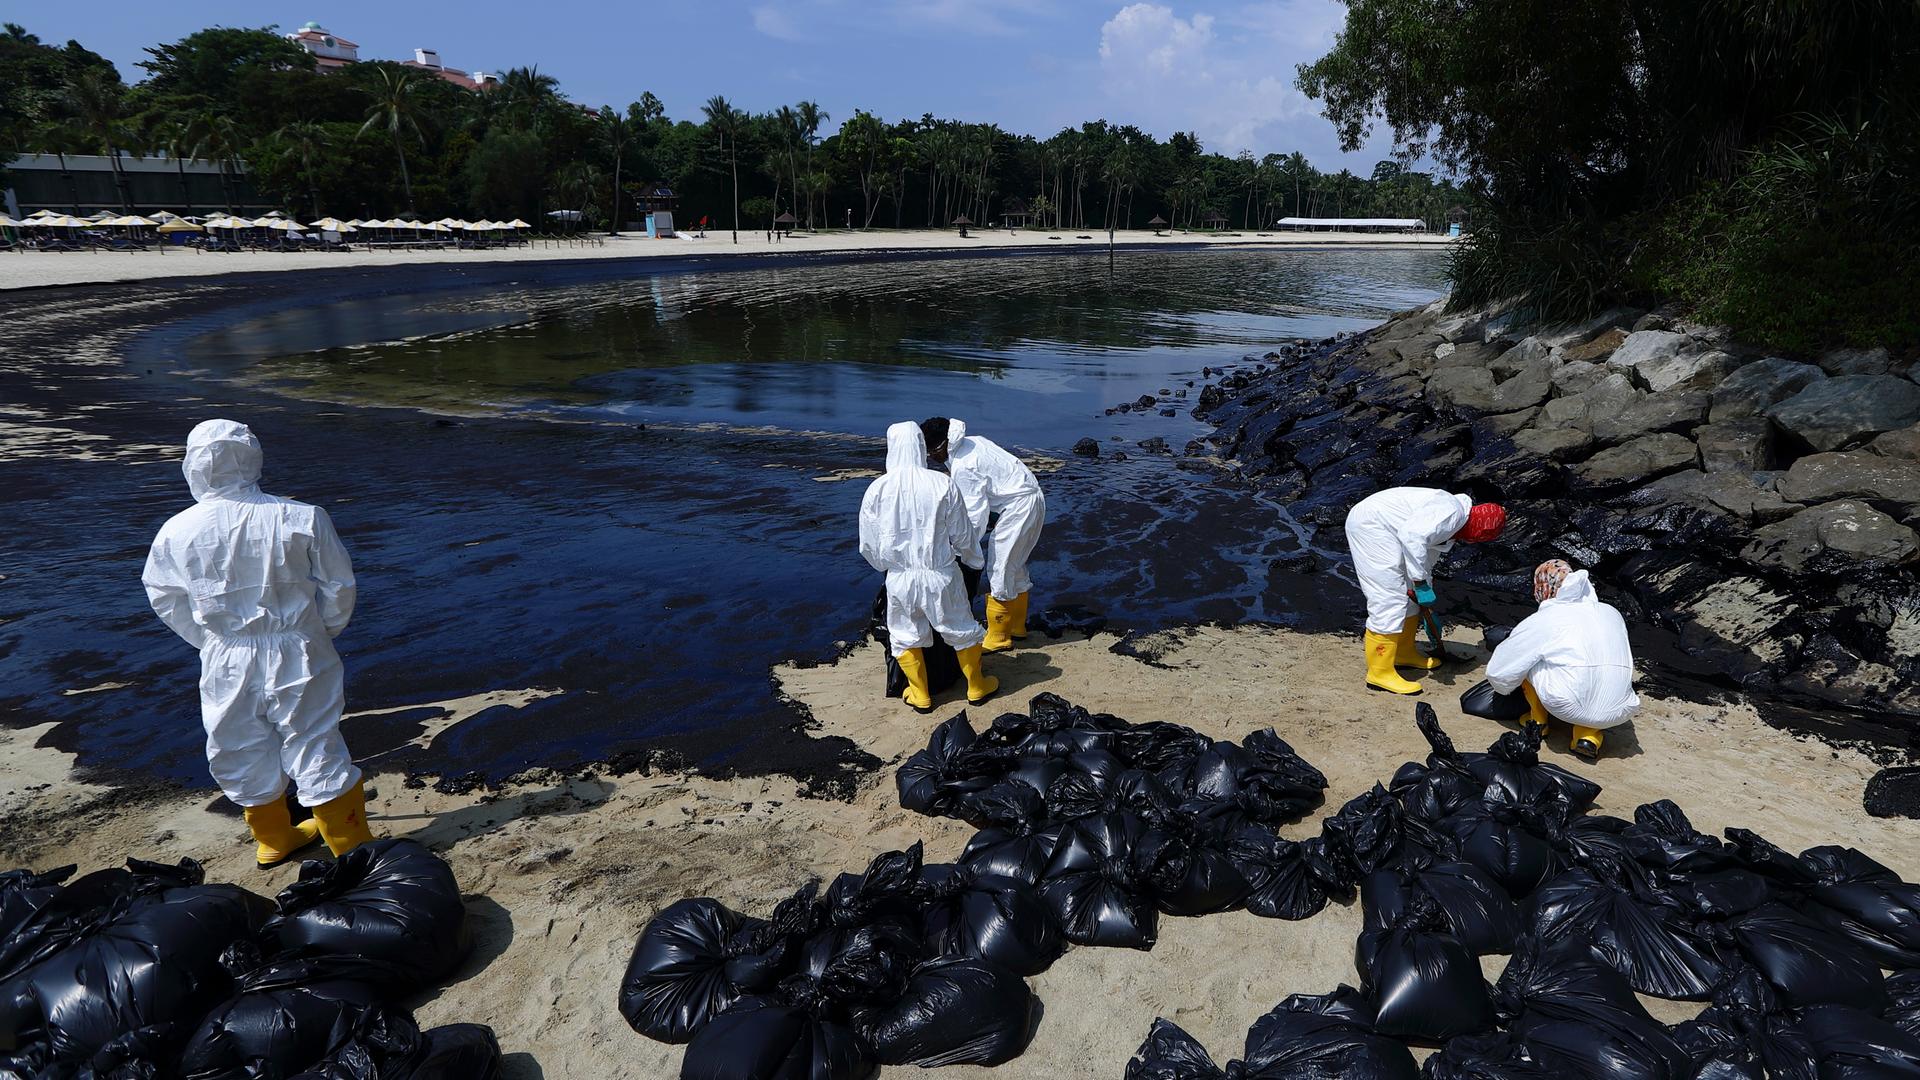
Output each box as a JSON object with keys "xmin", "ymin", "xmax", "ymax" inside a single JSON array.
[
  {"xmin": 31, "ymin": 123, "xmax": 86, "ymax": 212},
  {"xmin": 500, "ymin": 66, "xmax": 560, "ymax": 128},
  {"xmin": 598, "ymin": 106, "xmax": 637, "ymax": 233},
  {"xmin": 358, "ymin": 67, "xmax": 426, "ymax": 213},
  {"xmin": 272, "ymin": 121, "xmax": 331, "ymax": 219},
  {"xmin": 552, "ymin": 162, "xmax": 605, "ymax": 231},
  {"xmin": 701, "ymin": 95, "xmax": 741, "ymax": 243},
  {"xmin": 797, "ymin": 100, "xmax": 827, "ymax": 227},
  {"xmin": 64, "ymin": 70, "xmax": 136, "ymax": 211},
  {"xmin": 187, "ymin": 110, "xmax": 245, "ymax": 212},
  {"xmin": 152, "ymin": 119, "xmax": 200, "ymax": 212}
]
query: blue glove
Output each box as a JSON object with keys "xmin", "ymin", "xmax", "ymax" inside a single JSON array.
[{"xmin": 1413, "ymin": 581, "xmax": 1438, "ymax": 606}]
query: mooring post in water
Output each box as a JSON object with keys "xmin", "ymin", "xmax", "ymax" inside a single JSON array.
[{"xmin": 1108, "ymin": 226, "xmax": 1115, "ymax": 274}]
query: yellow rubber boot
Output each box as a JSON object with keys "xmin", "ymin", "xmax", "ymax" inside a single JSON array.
[
  {"xmin": 1571, "ymin": 725, "xmax": 1605, "ymax": 761},
  {"xmin": 1520, "ymin": 681, "xmax": 1552, "ymax": 732},
  {"xmin": 243, "ymin": 796, "xmax": 321, "ymax": 869},
  {"xmin": 1395, "ymin": 615, "xmax": 1444, "ymax": 670},
  {"xmin": 312, "ymin": 780, "xmax": 375, "ymax": 857},
  {"xmin": 956, "ymin": 644, "xmax": 999, "ymax": 705},
  {"xmin": 896, "ymin": 648, "xmax": 934, "ymax": 713},
  {"xmin": 1364, "ymin": 631, "xmax": 1423, "ymax": 695},
  {"xmin": 983, "ymin": 597, "xmax": 1016, "ymax": 652},
  {"xmin": 1010, "ymin": 592, "xmax": 1031, "ymax": 640}
]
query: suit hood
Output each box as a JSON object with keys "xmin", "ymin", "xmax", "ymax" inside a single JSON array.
[{"xmin": 183, "ymin": 418, "xmax": 263, "ymax": 502}]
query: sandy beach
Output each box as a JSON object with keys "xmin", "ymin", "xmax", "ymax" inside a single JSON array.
[
  {"xmin": 0, "ymin": 227, "xmax": 1452, "ymax": 291},
  {"xmin": 1, "ymin": 620, "xmax": 1903, "ymax": 1079}
]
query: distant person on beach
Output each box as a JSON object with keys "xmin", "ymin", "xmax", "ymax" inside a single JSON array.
[
  {"xmin": 921, "ymin": 417, "xmax": 1045, "ymax": 653},
  {"xmin": 859, "ymin": 421, "xmax": 998, "ymax": 712},
  {"xmin": 142, "ymin": 419, "xmax": 374, "ymax": 867},
  {"xmin": 1343, "ymin": 486, "xmax": 1506, "ymax": 695},
  {"xmin": 1485, "ymin": 560, "xmax": 1639, "ymax": 760}
]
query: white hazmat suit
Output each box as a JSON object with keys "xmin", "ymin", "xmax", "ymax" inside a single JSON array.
[
  {"xmin": 1486, "ymin": 570, "xmax": 1640, "ymax": 731},
  {"xmin": 1343, "ymin": 486, "xmax": 1473, "ymax": 634},
  {"xmin": 945, "ymin": 418, "xmax": 1045, "ymax": 601},
  {"xmin": 143, "ymin": 419, "xmax": 362, "ymax": 809},
  {"xmin": 859, "ymin": 422, "xmax": 986, "ymax": 656}
]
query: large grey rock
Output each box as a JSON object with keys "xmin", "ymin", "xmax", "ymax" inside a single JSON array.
[
  {"xmin": 1550, "ymin": 360, "xmax": 1609, "ymax": 397},
  {"xmin": 1430, "ymin": 338, "xmax": 1503, "ymax": 370},
  {"xmin": 1541, "ymin": 373, "xmax": 1640, "ymax": 432},
  {"xmin": 1710, "ymin": 357, "xmax": 1826, "ymax": 422},
  {"xmin": 1557, "ymin": 328, "xmax": 1629, "ymax": 365},
  {"xmin": 1386, "ymin": 333, "xmax": 1447, "ymax": 367},
  {"xmin": 1872, "ymin": 423, "xmax": 1920, "ymax": 461},
  {"xmin": 1473, "ymin": 407, "xmax": 1540, "ymax": 440},
  {"xmin": 1514, "ymin": 425, "xmax": 1595, "ymax": 461},
  {"xmin": 1606, "ymin": 330, "xmax": 1689, "ymax": 387},
  {"xmin": 1590, "ymin": 390, "xmax": 1710, "ymax": 445},
  {"xmin": 1775, "ymin": 451, "xmax": 1920, "ymax": 514},
  {"xmin": 1434, "ymin": 311, "xmax": 1491, "ymax": 343},
  {"xmin": 1490, "ymin": 337, "xmax": 1550, "ymax": 378},
  {"xmin": 1696, "ymin": 418, "xmax": 1780, "ymax": 472},
  {"xmin": 1743, "ymin": 500, "xmax": 1920, "ymax": 573},
  {"xmin": 1493, "ymin": 355, "xmax": 1556, "ymax": 411},
  {"xmin": 1768, "ymin": 375, "xmax": 1920, "ymax": 452},
  {"xmin": 1640, "ymin": 469, "xmax": 1798, "ymax": 523},
  {"xmin": 1820, "ymin": 346, "xmax": 1893, "ymax": 376},
  {"xmin": 1638, "ymin": 349, "xmax": 1738, "ymax": 394},
  {"xmin": 1428, "ymin": 366, "xmax": 1499, "ymax": 411},
  {"xmin": 1574, "ymin": 432, "xmax": 1698, "ymax": 487},
  {"xmin": 1536, "ymin": 307, "xmax": 1643, "ymax": 349}
]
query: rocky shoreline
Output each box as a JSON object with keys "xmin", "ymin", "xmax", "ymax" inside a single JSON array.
[{"xmin": 1195, "ymin": 300, "xmax": 1920, "ymax": 756}]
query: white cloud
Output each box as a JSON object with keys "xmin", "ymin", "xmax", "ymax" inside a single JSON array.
[
  {"xmin": 752, "ymin": 5, "xmax": 806, "ymax": 41},
  {"xmin": 1098, "ymin": 4, "xmax": 1215, "ymax": 75}
]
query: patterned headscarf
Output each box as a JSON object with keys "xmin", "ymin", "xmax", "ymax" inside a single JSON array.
[{"xmin": 1533, "ymin": 559, "xmax": 1574, "ymax": 602}]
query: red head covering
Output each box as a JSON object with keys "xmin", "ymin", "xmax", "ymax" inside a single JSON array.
[{"xmin": 1457, "ymin": 502, "xmax": 1507, "ymax": 543}]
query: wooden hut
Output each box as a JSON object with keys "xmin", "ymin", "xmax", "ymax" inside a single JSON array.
[
  {"xmin": 1001, "ymin": 197, "xmax": 1031, "ymax": 229},
  {"xmin": 952, "ymin": 214, "xmax": 974, "ymax": 238},
  {"xmin": 1147, "ymin": 214, "xmax": 1169, "ymax": 236},
  {"xmin": 1201, "ymin": 210, "xmax": 1229, "ymax": 231},
  {"xmin": 773, "ymin": 211, "xmax": 796, "ymax": 236}
]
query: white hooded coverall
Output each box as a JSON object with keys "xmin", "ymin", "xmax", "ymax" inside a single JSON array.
[
  {"xmin": 1343, "ymin": 487, "xmax": 1473, "ymax": 635},
  {"xmin": 143, "ymin": 419, "xmax": 362, "ymax": 809},
  {"xmin": 945, "ymin": 419, "xmax": 1045, "ymax": 601},
  {"xmin": 1486, "ymin": 570, "xmax": 1641, "ymax": 730},
  {"xmin": 860, "ymin": 422, "xmax": 986, "ymax": 656}
]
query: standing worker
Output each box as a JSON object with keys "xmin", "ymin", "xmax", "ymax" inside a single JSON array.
[
  {"xmin": 143, "ymin": 419, "xmax": 374, "ymax": 867},
  {"xmin": 1485, "ymin": 560, "xmax": 1639, "ymax": 761},
  {"xmin": 921, "ymin": 417, "xmax": 1045, "ymax": 652},
  {"xmin": 860, "ymin": 421, "xmax": 999, "ymax": 712},
  {"xmin": 1343, "ymin": 486, "xmax": 1506, "ymax": 695}
]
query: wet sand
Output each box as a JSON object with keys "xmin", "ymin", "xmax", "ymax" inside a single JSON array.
[
  {"xmin": 2, "ymin": 622, "xmax": 1905, "ymax": 1079},
  {"xmin": 0, "ymin": 228, "xmax": 1451, "ymax": 291}
]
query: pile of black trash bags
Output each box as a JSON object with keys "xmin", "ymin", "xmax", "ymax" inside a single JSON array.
[
  {"xmin": 0, "ymin": 838, "xmax": 501, "ymax": 1079},
  {"xmin": 619, "ymin": 691, "xmax": 1332, "ymax": 1078},
  {"xmin": 1130, "ymin": 702, "xmax": 1920, "ymax": 1079}
]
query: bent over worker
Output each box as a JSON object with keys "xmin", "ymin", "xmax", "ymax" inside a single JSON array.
[
  {"xmin": 921, "ymin": 417, "xmax": 1045, "ymax": 652},
  {"xmin": 860, "ymin": 421, "xmax": 998, "ymax": 712},
  {"xmin": 1343, "ymin": 486, "xmax": 1506, "ymax": 695},
  {"xmin": 143, "ymin": 419, "xmax": 374, "ymax": 867},
  {"xmin": 1485, "ymin": 560, "xmax": 1640, "ymax": 761}
]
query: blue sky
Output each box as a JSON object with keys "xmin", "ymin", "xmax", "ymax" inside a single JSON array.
[{"xmin": 34, "ymin": 1, "xmax": 1398, "ymax": 169}]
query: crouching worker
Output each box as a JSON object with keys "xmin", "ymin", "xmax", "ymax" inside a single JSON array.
[
  {"xmin": 859, "ymin": 422, "xmax": 998, "ymax": 712},
  {"xmin": 921, "ymin": 417, "xmax": 1045, "ymax": 652},
  {"xmin": 1485, "ymin": 560, "xmax": 1640, "ymax": 761},
  {"xmin": 143, "ymin": 419, "xmax": 374, "ymax": 867},
  {"xmin": 1344, "ymin": 486, "xmax": 1506, "ymax": 695}
]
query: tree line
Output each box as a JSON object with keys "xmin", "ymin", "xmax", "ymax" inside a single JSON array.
[{"xmin": 0, "ymin": 22, "xmax": 1464, "ymax": 236}]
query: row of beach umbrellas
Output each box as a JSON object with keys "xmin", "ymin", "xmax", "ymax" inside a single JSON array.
[{"xmin": 2, "ymin": 208, "xmax": 533, "ymax": 233}]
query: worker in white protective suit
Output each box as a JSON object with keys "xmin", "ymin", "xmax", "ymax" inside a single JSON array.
[
  {"xmin": 859, "ymin": 422, "xmax": 998, "ymax": 712},
  {"xmin": 1485, "ymin": 560, "xmax": 1639, "ymax": 761},
  {"xmin": 920, "ymin": 417, "xmax": 1045, "ymax": 652},
  {"xmin": 1343, "ymin": 486, "xmax": 1507, "ymax": 696},
  {"xmin": 143, "ymin": 419, "xmax": 373, "ymax": 867}
]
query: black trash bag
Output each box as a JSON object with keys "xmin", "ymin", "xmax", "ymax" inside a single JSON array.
[
  {"xmin": 1462, "ymin": 723, "xmax": 1600, "ymax": 814},
  {"xmin": 1322, "ymin": 784, "xmax": 1415, "ymax": 887},
  {"xmin": 1036, "ymin": 812, "xmax": 1158, "ymax": 949},
  {"xmin": 895, "ymin": 713, "xmax": 995, "ymax": 818},
  {"xmin": 0, "ymin": 857, "xmax": 205, "ymax": 982},
  {"xmin": 1553, "ymin": 814, "xmax": 1641, "ymax": 883},
  {"xmin": 1111, "ymin": 723, "xmax": 1216, "ymax": 775},
  {"xmin": 621, "ymin": 889, "xmax": 810, "ymax": 1044},
  {"xmin": 812, "ymin": 924, "xmax": 921, "ymax": 1007},
  {"xmin": 1443, "ymin": 786, "xmax": 1567, "ymax": 899},
  {"xmin": 1459, "ymin": 681, "xmax": 1531, "ymax": 725},
  {"xmin": 0, "ymin": 866, "xmax": 72, "ymax": 945},
  {"xmin": 288, "ymin": 1004, "xmax": 502, "ymax": 1080},
  {"xmin": 1239, "ymin": 832, "xmax": 1336, "ymax": 921},
  {"xmin": 1527, "ymin": 867, "xmax": 1726, "ymax": 1001},
  {"xmin": 960, "ymin": 819, "xmax": 1066, "ymax": 888},
  {"xmin": 1796, "ymin": 844, "xmax": 1920, "ymax": 970},
  {"xmin": 1027, "ymin": 692, "xmax": 1092, "ymax": 732},
  {"xmin": 1237, "ymin": 729, "xmax": 1329, "ymax": 825},
  {"xmin": 1491, "ymin": 935, "xmax": 1697, "ymax": 1080},
  {"xmin": 1004, "ymin": 754, "xmax": 1070, "ymax": 799},
  {"xmin": 851, "ymin": 956, "xmax": 1037, "ymax": 1067},
  {"xmin": 1615, "ymin": 800, "xmax": 1733, "ymax": 880},
  {"xmin": 1786, "ymin": 1004, "xmax": 1920, "ymax": 1080},
  {"xmin": 873, "ymin": 585, "xmax": 965, "ymax": 701},
  {"xmin": 1723, "ymin": 827, "xmax": 1820, "ymax": 885},
  {"xmin": 1125, "ymin": 1017, "xmax": 1228, "ymax": 1080},
  {"xmin": 1391, "ymin": 706, "xmax": 1483, "ymax": 825},
  {"xmin": 823, "ymin": 843, "xmax": 924, "ymax": 931},
  {"xmin": 680, "ymin": 991, "xmax": 875, "ymax": 1080},
  {"xmin": 1239, "ymin": 986, "xmax": 1421, "ymax": 1080},
  {"xmin": 1356, "ymin": 894, "xmax": 1495, "ymax": 1043},
  {"xmin": 1421, "ymin": 1031, "xmax": 1554, "ymax": 1080},
  {"xmin": 266, "ymin": 839, "xmax": 471, "ymax": 992},
  {"xmin": 917, "ymin": 865, "xmax": 1064, "ymax": 977},
  {"xmin": 1887, "ymin": 970, "xmax": 1920, "ymax": 1041},
  {"xmin": 0, "ymin": 861, "xmax": 273, "ymax": 1076},
  {"xmin": 1363, "ymin": 859, "xmax": 1520, "ymax": 956},
  {"xmin": 1046, "ymin": 767, "xmax": 1176, "ymax": 825},
  {"xmin": 179, "ymin": 953, "xmax": 384, "ymax": 1078},
  {"xmin": 1726, "ymin": 901, "xmax": 1888, "ymax": 1012},
  {"xmin": 1135, "ymin": 819, "xmax": 1255, "ymax": 917}
]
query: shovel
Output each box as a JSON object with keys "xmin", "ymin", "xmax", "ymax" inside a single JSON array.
[{"xmin": 1418, "ymin": 603, "xmax": 1458, "ymax": 664}]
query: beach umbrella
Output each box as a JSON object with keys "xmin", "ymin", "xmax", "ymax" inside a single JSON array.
[
  {"xmin": 109, "ymin": 215, "xmax": 158, "ymax": 226},
  {"xmin": 263, "ymin": 210, "xmax": 288, "ymax": 219},
  {"xmin": 156, "ymin": 220, "xmax": 204, "ymax": 234},
  {"xmin": 507, "ymin": 218, "xmax": 530, "ymax": 229},
  {"xmin": 40, "ymin": 215, "xmax": 85, "ymax": 227},
  {"xmin": 462, "ymin": 220, "xmax": 490, "ymax": 232},
  {"xmin": 26, "ymin": 209, "xmax": 57, "ymax": 220},
  {"xmin": 0, "ymin": 214, "xmax": 22, "ymax": 227},
  {"xmin": 151, "ymin": 211, "xmax": 183, "ymax": 223},
  {"xmin": 86, "ymin": 210, "xmax": 116, "ymax": 222}
]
